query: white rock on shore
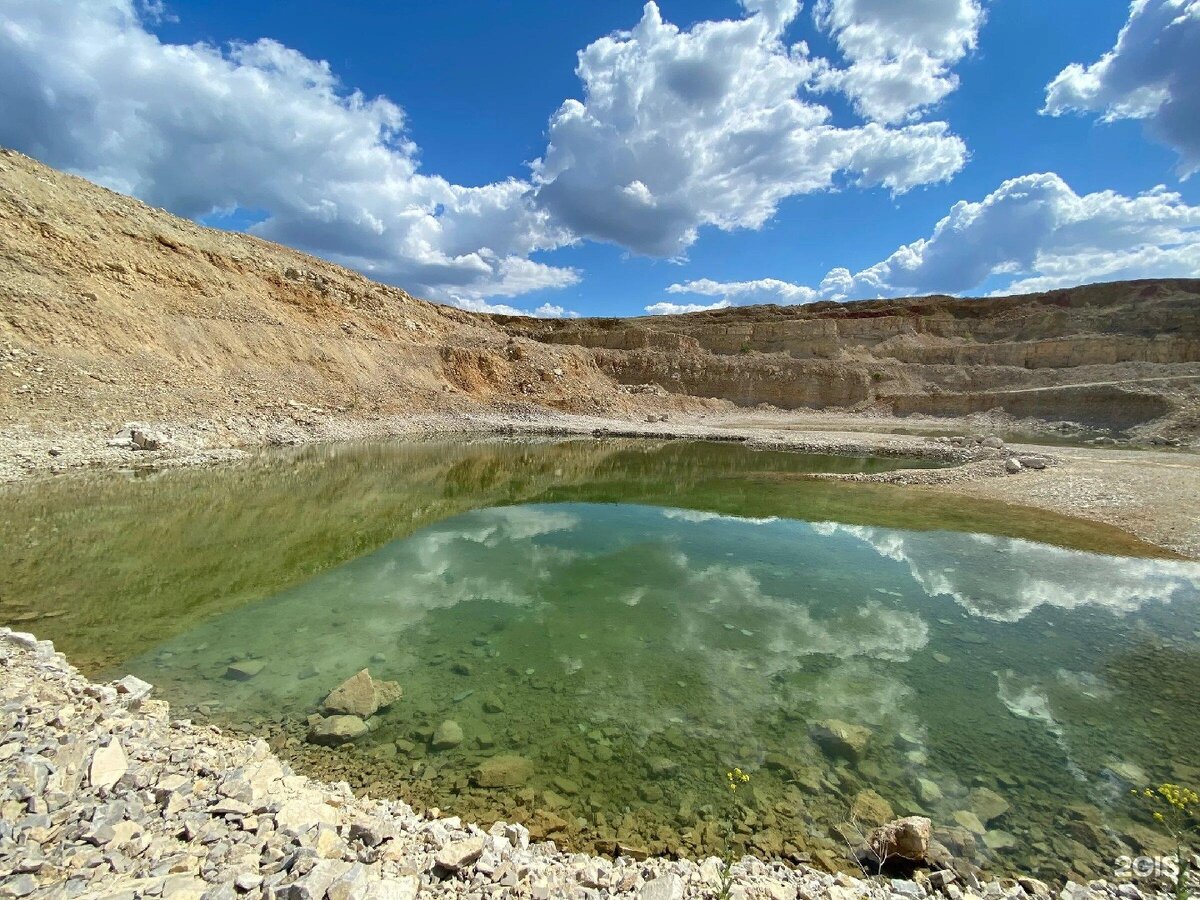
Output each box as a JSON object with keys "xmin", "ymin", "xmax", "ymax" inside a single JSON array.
[{"xmin": 0, "ymin": 628, "xmax": 1174, "ymax": 900}]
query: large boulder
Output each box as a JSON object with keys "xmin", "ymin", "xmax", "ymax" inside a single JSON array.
[
  {"xmin": 869, "ymin": 816, "xmax": 932, "ymax": 862},
  {"xmin": 323, "ymin": 669, "xmax": 403, "ymax": 718}
]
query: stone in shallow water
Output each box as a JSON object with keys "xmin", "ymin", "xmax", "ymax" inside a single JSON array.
[
  {"xmin": 322, "ymin": 669, "xmax": 403, "ymax": 718},
  {"xmin": 952, "ymin": 810, "xmax": 986, "ymax": 835},
  {"xmin": 224, "ymin": 659, "xmax": 265, "ymax": 680},
  {"xmin": 915, "ymin": 778, "xmax": 944, "ymax": 805},
  {"xmin": 811, "ymin": 719, "xmax": 870, "ymax": 761},
  {"xmin": 553, "ymin": 775, "xmax": 581, "ymax": 795},
  {"xmin": 851, "ymin": 789, "xmax": 894, "ymax": 826},
  {"xmin": 307, "ymin": 715, "xmax": 369, "ymax": 746},
  {"xmin": 984, "ymin": 829, "xmax": 1018, "ymax": 851},
  {"xmin": 431, "ymin": 720, "xmax": 463, "ymax": 750},
  {"xmin": 474, "ymin": 754, "xmax": 534, "ymax": 788},
  {"xmin": 968, "ymin": 787, "xmax": 1010, "ymax": 823},
  {"xmin": 1107, "ymin": 761, "xmax": 1148, "ymax": 786}
]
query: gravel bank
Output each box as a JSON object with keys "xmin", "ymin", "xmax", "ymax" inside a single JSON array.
[{"xmin": 0, "ymin": 629, "xmax": 1178, "ymax": 900}]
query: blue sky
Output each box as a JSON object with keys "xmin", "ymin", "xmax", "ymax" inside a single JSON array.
[{"xmin": 2, "ymin": 0, "xmax": 1198, "ymax": 316}]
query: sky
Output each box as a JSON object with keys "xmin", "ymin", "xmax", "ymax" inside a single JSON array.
[{"xmin": 1, "ymin": 0, "xmax": 1199, "ymax": 317}]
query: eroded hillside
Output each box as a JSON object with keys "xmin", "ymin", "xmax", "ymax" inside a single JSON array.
[
  {"xmin": 500, "ymin": 282, "xmax": 1200, "ymax": 435},
  {"xmin": 0, "ymin": 150, "xmax": 655, "ymax": 429},
  {"xmin": 2, "ymin": 149, "xmax": 1198, "ymax": 439}
]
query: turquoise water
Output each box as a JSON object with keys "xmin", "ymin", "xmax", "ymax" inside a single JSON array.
[
  {"xmin": 119, "ymin": 499, "xmax": 1200, "ymax": 881},
  {"xmin": 2, "ymin": 438, "xmax": 1196, "ymax": 880}
]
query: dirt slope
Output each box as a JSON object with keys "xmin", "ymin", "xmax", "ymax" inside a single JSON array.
[
  {"xmin": 0, "ymin": 150, "xmax": 657, "ymax": 430},
  {"xmin": 2, "ymin": 149, "xmax": 1198, "ymax": 439}
]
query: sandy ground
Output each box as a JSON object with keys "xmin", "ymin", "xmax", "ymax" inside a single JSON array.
[{"xmin": 2, "ymin": 406, "xmax": 1197, "ymax": 560}]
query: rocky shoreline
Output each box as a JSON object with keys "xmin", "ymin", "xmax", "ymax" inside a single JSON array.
[{"xmin": 0, "ymin": 629, "xmax": 1179, "ymax": 900}]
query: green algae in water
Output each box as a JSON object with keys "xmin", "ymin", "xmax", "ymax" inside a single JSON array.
[{"xmin": 122, "ymin": 501, "xmax": 1200, "ymax": 880}]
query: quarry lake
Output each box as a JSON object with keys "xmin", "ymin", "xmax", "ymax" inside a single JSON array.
[{"xmin": 2, "ymin": 438, "xmax": 1198, "ymax": 881}]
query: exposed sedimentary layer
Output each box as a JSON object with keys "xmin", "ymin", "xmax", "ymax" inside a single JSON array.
[
  {"xmin": 2, "ymin": 149, "xmax": 1199, "ymax": 440},
  {"xmin": 500, "ymin": 283, "xmax": 1200, "ymax": 433}
]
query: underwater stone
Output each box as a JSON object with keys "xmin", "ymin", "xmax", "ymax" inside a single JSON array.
[
  {"xmin": 984, "ymin": 830, "xmax": 1017, "ymax": 851},
  {"xmin": 552, "ymin": 776, "xmax": 581, "ymax": 795},
  {"xmin": 810, "ymin": 719, "xmax": 870, "ymax": 762},
  {"xmin": 224, "ymin": 660, "xmax": 265, "ymax": 680},
  {"xmin": 473, "ymin": 754, "xmax": 533, "ymax": 788},
  {"xmin": 968, "ymin": 787, "xmax": 1010, "ymax": 824},
  {"xmin": 323, "ymin": 669, "xmax": 402, "ymax": 718},
  {"xmin": 307, "ymin": 715, "xmax": 369, "ymax": 746},
  {"xmin": 951, "ymin": 810, "xmax": 986, "ymax": 835},
  {"xmin": 915, "ymin": 778, "xmax": 944, "ymax": 805},
  {"xmin": 850, "ymin": 789, "xmax": 894, "ymax": 826},
  {"xmin": 431, "ymin": 720, "xmax": 464, "ymax": 750}
]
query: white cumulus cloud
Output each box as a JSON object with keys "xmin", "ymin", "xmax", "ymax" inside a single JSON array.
[
  {"xmin": 1043, "ymin": 0, "xmax": 1200, "ymax": 178},
  {"xmin": 643, "ymin": 299, "xmax": 732, "ymax": 315},
  {"xmin": 530, "ymin": 0, "xmax": 968, "ymax": 258},
  {"xmin": 0, "ymin": 0, "xmax": 975, "ymax": 308},
  {"xmin": 811, "ymin": 0, "xmax": 985, "ymax": 123},
  {"xmin": 664, "ymin": 172, "xmax": 1200, "ymax": 307},
  {"xmin": 0, "ymin": 0, "xmax": 581, "ymax": 309}
]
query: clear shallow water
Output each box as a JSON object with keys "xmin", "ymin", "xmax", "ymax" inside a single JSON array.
[{"xmin": 2, "ymin": 439, "xmax": 1198, "ymax": 880}]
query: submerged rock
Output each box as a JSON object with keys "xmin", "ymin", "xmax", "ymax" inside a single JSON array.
[
  {"xmin": 224, "ymin": 659, "xmax": 265, "ymax": 680},
  {"xmin": 323, "ymin": 669, "xmax": 403, "ymax": 718},
  {"xmin": 810, "ymin": 719, "xmax": 870, "ymax": 762},
  {"xmin": 850, "ymin": 789, "xmax": 894, "ymax": 827},
  {"xmin": 431, "ymin": 720, "xmax": 464, "ymax": 750},
  {"xmin": 968, "ymin": 787, "xmax": 1010, "ymax": 824},
  {"xmin": 307, "ymin": 715, "xmax": 369, "ymax": 746},
  {"xmin": 915, "ymin": 777, "xmax": 944, "ymax": 805},
  {"xmin": 952, "ymin": 809, "xmax": 986, "ymax": 835},
  {"xmin": 473, "ymin": 754, "xmax": 533, "ymax": 788}
]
